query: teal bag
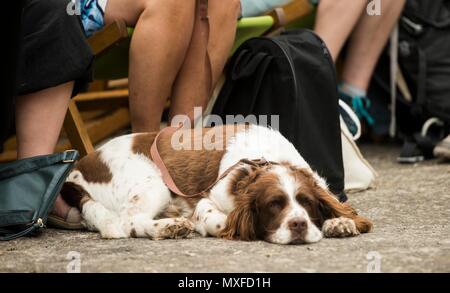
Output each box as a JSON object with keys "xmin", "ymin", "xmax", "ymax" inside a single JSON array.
[{"xmin": 0, "ymin": 150, "xmax": 79, "ymax": 241}]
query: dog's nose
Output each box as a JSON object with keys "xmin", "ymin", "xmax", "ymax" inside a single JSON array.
[{"xmin": 288, "ymin": 218, "xmax": 307, "ymax": 232}]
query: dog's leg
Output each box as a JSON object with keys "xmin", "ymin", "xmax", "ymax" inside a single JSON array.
[
  {"xmin": 82, "ymin": 200, "xmax": 128, "ymax": 239},
  {"xmin": 322, "ymin": 217, "xmax": 360, "ymax": 238},
  {"xmin": 193, "ymin": 198, "xmax": 227, "ymax": 237},
  {"xmin": 120, "ymin": 186, "xmax": 194, "ymax": 239},
  {"xmin": 124, "ymin": 214, "xmax": 194, "ymax": 239}
]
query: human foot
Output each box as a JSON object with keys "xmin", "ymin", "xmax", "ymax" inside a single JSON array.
[{"xmin": 47, "ymin": 195, "xmax": 84, "ymax": 230}]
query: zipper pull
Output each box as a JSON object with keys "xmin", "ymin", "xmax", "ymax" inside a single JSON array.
[
  {"xmin": 36, "ymin": 218, "xmax": 45, "ymax": 228},
  {"xmin": 401, "ymin": 16, "xmax": 424, "ymax": 36}
]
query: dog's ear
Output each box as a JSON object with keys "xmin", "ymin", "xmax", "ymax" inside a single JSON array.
[
  {"xmin": 220, "ymin": 168, "xmax": 259, "ymax": 241},
  {"xmin": 219, "ymin": 194, "xmax": 257, "ymax": 241},
  {"xmin": 313, "ymin": 184, "xmax": 373, "ymax": 234},
  {"xmin": 229, "ymin": 166, "xmax": 261, "ymax": 196}
]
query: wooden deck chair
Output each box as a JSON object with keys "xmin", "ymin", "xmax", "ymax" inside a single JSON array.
[{"xmin": 63, "ymin": 0, "xmax": 314, "ymax": 158}]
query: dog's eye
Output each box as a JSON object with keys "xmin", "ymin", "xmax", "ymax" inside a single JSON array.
[
  {"xmin": 268, "ymin": 198, "xmax": 284, "ymax": 210},
  {"xmin": 297, "ymin": 195, "xmax": 312, "ymax": 206}
]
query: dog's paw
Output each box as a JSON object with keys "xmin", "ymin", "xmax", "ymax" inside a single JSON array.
[
  {"xmin": 322, "ymin": 217, "xmax": 359, "ymax": 238},
  {"xmin": 100, "ymin": 224, "xmax": 128, "ymax": 239},
  {"xmin": 152, "ymin": 217, "xmax": 195, "ymax": 240}
]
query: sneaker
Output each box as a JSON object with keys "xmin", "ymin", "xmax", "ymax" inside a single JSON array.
[
  {"xmin": 339, "ymin": 91, "xmax": 375, "ymax": 127},
  {"xmin": 339, "ymin": 99, "xmax": 361, "ymax": 140},
  {"xmin": 398, "ymin": 140, "xmax": 425, "ymax": 164},
  {"xmin": 434, "ymin": 134, "xmax": 450, "ymax": 161}
]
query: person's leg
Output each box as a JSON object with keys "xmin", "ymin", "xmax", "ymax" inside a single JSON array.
[
  {"xmin": 104, "ymin": 0, "xmax": 197, "ymax": 132},
  {"xmin": 341, "ymin": 0, "xmax": 406, "ymax": 91},
  {"xmin": 15, "ymin": 82, "xmax": 73, "ymax": 218},
  {"xmin": 314, "ymin": 0, "xmax": 367, "ymax": 61},
  {"xmin": 169, "ymin": 0, "xmax": 241, "ymax": 121}
]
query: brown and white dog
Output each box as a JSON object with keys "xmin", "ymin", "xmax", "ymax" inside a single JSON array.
[{"xmin": 62, "ymin": 125, "xmax": 372, "ymax": 244}]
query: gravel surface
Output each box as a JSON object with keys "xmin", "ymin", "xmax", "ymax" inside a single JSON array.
[{"xmin": 1, "ymin": 144, "xmax": 449, "ymax": 273}]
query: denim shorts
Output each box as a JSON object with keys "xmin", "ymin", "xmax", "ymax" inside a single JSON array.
[{"xmin": 80, "ymin": 0, "xmax": 108, "ymax": 37}]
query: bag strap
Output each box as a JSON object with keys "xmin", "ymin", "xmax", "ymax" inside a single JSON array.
[
  {"xmin": 0, "ymin": 150, "xmax": 78, "ymax": 180},
  {"xmin": 199, "ymin": 0, "xmax": 213, "ymax": 100},
  {"xmin": 0, "ymin": 222, "xmax": 42, "ymax": 241},
  {"xmin": 389, "ymin": 24, "xmax": 399, "ymax": 138},
  {"xmin": 412, "ymin": 49, "xmax": 427, "ymax": 118}
]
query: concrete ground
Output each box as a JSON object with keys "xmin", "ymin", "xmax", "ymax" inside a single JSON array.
[{"xmin": 1, "ymin": 144, "xmax": 449, "ymax": 273}]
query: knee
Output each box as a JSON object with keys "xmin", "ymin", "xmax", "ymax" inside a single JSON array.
[
  {"xmin": 140, "ymin": 0, "xmax": 196, "ymax": 22},
  {"xmin": 229, "ymin": 0, "xmax": 242, "ymax": 18},
  {"xmin": 215, "ymin": 0, "xmax": 241, "ymax": 20}
]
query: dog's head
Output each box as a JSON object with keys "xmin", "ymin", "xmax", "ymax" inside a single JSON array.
[{"xmin": 220, "ymin": 162, "xmax": 371, "ymax": 244}]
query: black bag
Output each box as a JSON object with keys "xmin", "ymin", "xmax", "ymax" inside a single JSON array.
[
  {"xmin": 398, "ymin": 0, "xmax": 450, "ymax": 124},
  {"xmin": 212, "ymin": 29, "xmax": 346, "ymax": 201},
  {"xmin": 369, "ymin": 0, "xmax": 450, "ymax": 161},
  {"xmin": 0, "ymin": 150, "xmax": 79, "ymax": 241}
]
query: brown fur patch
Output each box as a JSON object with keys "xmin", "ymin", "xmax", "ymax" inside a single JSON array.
[
  {"xmin": 221, "ymin": 166, "xmax": 288, "ymax": 241},
  {"xmin": 74, "ymin": 151, "xmax": 112, "ymax": 184},
  {"xmin": 131, "ymin": 126, "xmax": 248, "ymax": 209},
  {"xmin": 60, "ymin": 182, "xmax": 92, "ymax": 210},
  {"xmin": 131, "ymin": 132, "xmax": 158, "ymax": 159},
  {"xmin": 221, "ymin": 161, "xmax": 373, "ymax": 242}
]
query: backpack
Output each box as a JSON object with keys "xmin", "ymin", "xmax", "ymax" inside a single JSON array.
[
  {"xmin": 369, "ymin": 0, "xmax": 450, "ymax": 161},
  {"xmin": 211, "ymin": 29, "xmax": 347, "ymax": 201},
  {"xmin": 398, "ymin": 0, "xmax": 450, "ymax": 124}
]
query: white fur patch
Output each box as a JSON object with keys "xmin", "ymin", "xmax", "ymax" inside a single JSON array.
[
  {"xmin": 68, "ymin": 125, "xmax": 328, "ymax": 244},
  {"xmin": 268, "ymin": 166, "xmax": 322, "ymax": 244}
]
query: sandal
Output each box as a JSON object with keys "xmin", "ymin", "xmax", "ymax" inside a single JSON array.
[
  {"xmin": 47, "ymin": 207, "xmax": 85, "ymax": 230},
  {"xmin": 434, "ymin": 134, "xmax": 450, "ymax": 161}
]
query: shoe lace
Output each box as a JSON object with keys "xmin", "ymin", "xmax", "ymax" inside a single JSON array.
[{"xmin": 352, "ymin": 96, "xmax": 375, "ymax": 126}]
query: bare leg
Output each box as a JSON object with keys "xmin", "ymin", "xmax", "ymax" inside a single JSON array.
[
  {"xmin": 169, "ymin": 0, "xmax": 240, "ymax": 121},
  {"xmin": 341, "ymin": 0, "xmax": 406, "ymax": 91},
  {"xmin": 314, "ymin": 0, "xmax": 367, "ymax": 61},
  {"xmin": 104, "ymin": 0, "xmax": 197, "ymax": 132},
  {"xmin": 15, "ymin": 82, "xmax": 73, "ymax": 218}
]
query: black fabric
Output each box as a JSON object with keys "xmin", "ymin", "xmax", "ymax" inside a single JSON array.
[
  {"xmin": 369, "ymin": 0, "xmax": 450, "ymax": 159},
  {"xmin": 1, "ymin": 0, "xmax": 94, "ymax": 150},
  {"xmin": 17, "ymin": 0, "xmax": 94, "ymax": 96},
  {"xmin": 0, "ymin": 1, "xmax": 23, "ymax": 151},
  {"xmin": 398, "ymin": 0, "xmax": 450, "ymax": 124},
  {"xmin": 212, "ymin": 29, "xmax": 346, "ymax": 201}
]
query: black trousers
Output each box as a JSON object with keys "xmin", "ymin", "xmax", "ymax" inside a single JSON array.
[
  {"xmin": 17, "ymin": 0, "xmax": 94, "ymax": 96},
  {"xmin": 0, "ymin": 1, "xmax": 23, "ymax": 151},
  {"xmin": 1, "ymin": 0, "xmax": 94, "ymax": 150}
]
